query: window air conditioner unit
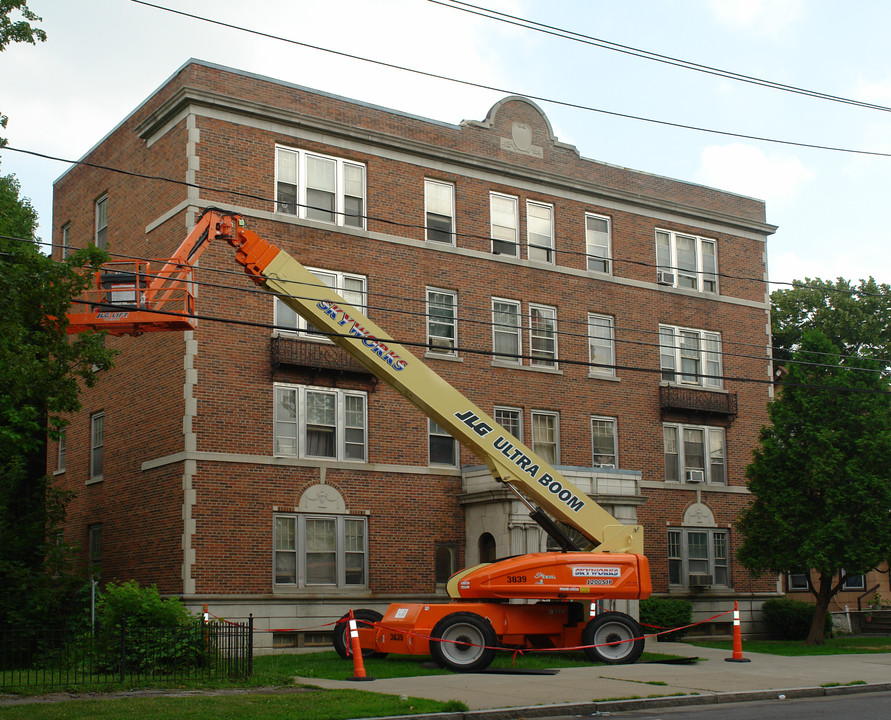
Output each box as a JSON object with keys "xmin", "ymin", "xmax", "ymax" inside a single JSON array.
[
  {"xmin": 688, "ymin": 573, "xmax": 713, "ymax": 588},
  {"xmin": 685, "ymin": 469, "xmax": 705, "ymax": 483},
  {"xmin": 594, "ymin": 463, "xmax": 615, "ymax": 469},
  {"xmin": 657, "ymin": 271, "xmax": 675, "ymax": 285}
]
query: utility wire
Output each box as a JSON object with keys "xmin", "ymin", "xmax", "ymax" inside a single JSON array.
[
  {"xmin": 433, "ymin": 0, "xmax": 891, "ymax": 115},
  {"xmin": 127, "ymin": 0, "xmax": 891, "ymax": 159}
]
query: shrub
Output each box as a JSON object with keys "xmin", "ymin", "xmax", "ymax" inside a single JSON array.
[
  {"xmin": 640, "ymin": 597, "xmax": 693, "ymax": 642},
  {"xmin": 96, "ymin": 580, "xmax": 194, "ymax": 630},
  {"xmin": 760, "ymin": 598, "xmax": 832, "ymax": 640}
]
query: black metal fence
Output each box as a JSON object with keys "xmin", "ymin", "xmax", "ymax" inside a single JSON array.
[{"xmin": 0, "ymin": 617, "xmax": 252, "ymax": 691}]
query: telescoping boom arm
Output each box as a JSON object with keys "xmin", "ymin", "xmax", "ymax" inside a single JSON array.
[{"xmin": 214, "ymin": 211, "xmax": 644, "ymax": 557}]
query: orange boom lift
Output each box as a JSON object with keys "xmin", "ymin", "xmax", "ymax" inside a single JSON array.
[{"xmin": 68, "ymin": 209, "xmax": 651, "ymax": 671}]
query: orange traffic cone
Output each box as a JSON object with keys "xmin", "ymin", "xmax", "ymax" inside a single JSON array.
[
  {"xmin": 345, "ymin": 610, "xmax": 375, "ymax": 681},
  {"xmin": 725, "ymin": 601, "xmax": 750, "ymax": 663}
]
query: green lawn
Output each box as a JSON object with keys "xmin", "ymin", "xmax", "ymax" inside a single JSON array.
[{"xmin": 687, "ymin": 635, "xmax": 891, "ymax": 656}]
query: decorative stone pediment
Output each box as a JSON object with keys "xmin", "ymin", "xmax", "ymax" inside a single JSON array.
[{"xmin": 298, "ymin": 484, "xmax": 346, "ymax": 514}]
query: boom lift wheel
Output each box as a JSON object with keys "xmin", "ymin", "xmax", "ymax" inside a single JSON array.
[
  {"xmin": 430, "ymin": 612, "xmax": 498, "ymax": 672},
  {"xmin": 581, "ymin": 611, "xmax": 645, "ymax": 664},
  {"xmin": 332, "ymin": 609, "xmax": 388, "ymax": 659}
]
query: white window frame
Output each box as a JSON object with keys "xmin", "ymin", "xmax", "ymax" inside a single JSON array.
[
  {"xmin": 659, "ymin": 325, "xmax": 722, "ymax": 389},
  {"xmin": 532, "ymin": 410, "xmax": 560, "ymax": 464},
  {"xmin": 425, "ymin": 179, "xmax": 455, "ymax": 244},
  {"xmin": 529, "ymin": 303, "xmax": 558, "ymax": 368},
  {"xmin": 663, "ymin": 423, "xmax": 726, "ymax": 485},
  {"xmin": 787, "ymin": 570, "xmax": 810, "ymax": 591},
  {"xmin": 587, "ymin": 313, "xmax": 615, "ymax": 377},
  {"xmin": 494, "ymin": 406, "xmax": 523, "ymax": 442},
  {"xmin": 274, "ymin": 145, "xmax": 366, "ymax": 229},
  {"xmin": 56, "ymin": 429, "xmax": 66, "ymax": 474},
  {"xmin": 274, "ymin": 513, "xmax": 368, "ymax": 588},
  {"xmin": 426, "ymin": 287, "xmax": 458, "ymax": 356},
  {"xmin": 273, "ymin": 384, "xmax": 367, "ymax": 462},
  {"xmin": 591, "ymin": 416, "xmax": 618, "ymax": 468},
  {"xmin": 655, "ymin": 229, "xmax": 718, "ymax": 293},
  {"xmin": 95, "ymin": 195, "xmax": 108, "ymax": 250},
  {"xmin": 490, "ymin": 192, "xmax": 519, "ymax": 256},
  {"xmin": 61, "ymin": 223, "xmax": 71, "ymax": 260},
  {"xmin": 274, "ymin": 268, "xmax": 366, "ymax": 339},
  {"xmin": 841, "ymin": 571, "xmax": 866, "ymax": 591},
  {"xmin": 526, "ymin": 200, "xmax": 554, "ymax": 263},
  {"xmin": 585, "ymin": 213, "xmax": 611, "ymax": 273},
  {"xmin": 90, "ymin": 412, "xmax": 104, "ymax": 480},
  {"xmin": 428, "ymin": 419, "xmax": 458, "ymax": 466},
  {"xmin": 668, "ymin": 528, "xmax": 729, "ymax": 587},
  {"xmin": 492, "ymin": 298, "xmax": 522, "ymax": 364}
]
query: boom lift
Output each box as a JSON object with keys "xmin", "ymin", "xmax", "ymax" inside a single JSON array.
[{"xmin": 67, "ymin": 209, "xmax": 652, "ymax": 671}]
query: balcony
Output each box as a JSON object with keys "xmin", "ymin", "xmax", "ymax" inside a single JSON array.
[
  {"xmin": 659, "ymin": 384, "xmax": 737, "ymax": 419},
  {"xmin": 271, "ymin": 335, "xmax": 374, "ymax": 384}
]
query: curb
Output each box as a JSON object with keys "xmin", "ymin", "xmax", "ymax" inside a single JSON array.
[{"xmin": 363, "ymin": 681, "xmax": 891, "ymax": 720}]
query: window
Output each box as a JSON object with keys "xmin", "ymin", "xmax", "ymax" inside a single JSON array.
[
  {"xmin": 427, "ymin": 288, "xmax": 457, "ymax": 355},
  {"xmin": 668, "ymin": 528, "xmax": 729, "ymax": 587},
  {"xmin": 841, "ymin": 571, "xmax": 866, "ymax": 591},
  {"xmin": 585, "ymin": 214, "xmax": 611, "ymax": 273},
  {"xmin": 429, "ymin": 419, "xmax": 458, "ymax": 466},
  {"xmin": 56, "ymin": 429, "xmax": 66, "ymax": 473},
  {"xmin": 274, "ymin": 514, "xmax": 367, "ymax": 587},
  {"xmin": 90, "ymin": 412, "xmax": 104, "ymax": 479},
  {"xmin": 88, "ymin": 524, "xmax": 102, "ymax": 579},
  {"xmin": 95, "ymin": 195, "xmax": 107, "ymax": 249},
  {"xmin": 663, "ymin": 423, "xmax": 725, "ymax": 484},
  {"xmin": 275, "ymin": 268, "xmax": 366, "ymax": 337},
  {"xmin": 591, "ymin": 417, "xmax": 617, "ymax": 467},
  {"xmin": 655, "ymin": 229, "xmax": 718, "ymax": 293},
  {"xmin": 532, "ymin": 411, "xmax": 559, "ymax": 464},
  {"xmin": 492, "ymin": 298, "xmax": 521, "ymax": 363},
  {"xmin": 527, "ymin": 201, "xmax": 554, "ymax": 263},
  {"xmin": 659, "ymin": 325, "xmax": 722, "ymax": 388},
  {"xmin": 494, "ymin": 406, "xmax": 522, "ymax": 441},
  {"xmin": 425, "ymin": 180, "xmax": 455, "ymax": 243},
  {"xmin": 61, "ymin": 223, "xmax": 71, "ymax": 259},
  {"xmin": 275, "ymin": 146, "xmax": 366, "ymax": 229},
  {"xmin": 490, "ymin": 193, "xmax": 519, "ymax": 256},
  {"xmin": 587, "ymin": 314, "xmax": 615, "ymax": 377},
  {"xmin": 529, "ymin": 304, "xmax": 557, "ymax": 368},
  {"xmin": 274, "ymin": 385, "xmax": 367, "ymax": 461},
  {"xmin": 787, "ymin": 570, "xmax": 809, "ymax": 591}
]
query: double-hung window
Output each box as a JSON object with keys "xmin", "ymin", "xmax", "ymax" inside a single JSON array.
[
  {"xmin": 659, "ymin": 325, "xmax": 722, "ymax": 388},
  {"xmin": 490, "ymin": 193, "xmax": 519, "ymax": 256},
  {"xmin": 532, "ymin": 410, "xmax": 559, "ymax": 464},
  {"xmin": 668, "ymin": 528, "xmax": 729, "ymax": 587},
  {"xmin": 527, "ymin": 201, "xmax": 554, "ymax": 263},
  {"xmin": 655, "ymin": 229, "xmax": 717, "ymax": 292},
  {"xmin": 591, "ymin": 416, "xmax": 618, "ymax": 468},
  {"xmin": 587, "ymin": 313, "xmax": 615, "ymax": 377},
  {"xmin": 663, "ymin": 423, "xmax": 725, "ymax": 484},
  {"xmin": 274, "ymin": 513, "xmax": 367, "ymax": 587},
  {"xmin": 95, "ymin": 195, "xmax": 108, "ymax": 249},
  {"xmin": 274, "ymin": 385, "xmax": 367, "ymax": 461},
  {"xmin": 494, "ymin": 406, "xmax": 523, "ymax": 441},
  {"xmin": 492, "ymin": 298, "xmax": 522, "ymax": 363},
  {"xmin": 275, "ymin": 146, "xmax": 366, "ymax": 229},
  {"xmin": 90, "ymin": 412, "xmax": 104, "ymax": 480},
  {"xmin": 529, "ymin": 304, "xmax": 557, "ymax": 368},
  {"xmin": 426, "ymin": 288, "xmax": 457, "ymax": 355},
  {"xmin": 275, "ymin": 268, "xmax": 366, "ymax": 337},
  {"xmin": 585, "ymin": 214, "xmax": 611, "ymax": 273},
  {"xmin": 429, "ymin": 419, "xmax": 458, "ymax": 466},
  {"xmin": 425, "ymin": 180, "xmax": 455, "ymax": 243}
]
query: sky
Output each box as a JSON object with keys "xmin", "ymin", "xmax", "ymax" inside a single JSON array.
[{"xmin": 3, "ymin": 0, "xmax": 891, "ymax": 291}]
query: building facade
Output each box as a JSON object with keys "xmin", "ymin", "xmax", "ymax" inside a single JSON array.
[{"xmin": 51, "ymin": 60, "xmax": 778, "ymax": 648}]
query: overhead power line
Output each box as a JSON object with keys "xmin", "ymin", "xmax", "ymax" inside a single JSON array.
[
  {"xmin": 433, "ymin": 0, "xmax": 891, "ymax": 115},
  {"xmin": 127, "ymin": 0, "xmax": 891, "ymax": 159}
]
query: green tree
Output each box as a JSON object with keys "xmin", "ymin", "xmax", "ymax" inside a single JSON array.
[
  {"xmin": 0, "ymin": 171, "xmax": 116, "ymax": 627},
  {"xmin": 1, "ymin": 0, "xmax": 47, "ymax": 147},
  {"xmin": 738, "ymin": 329, "xmax": 891, "ymax": 644}
]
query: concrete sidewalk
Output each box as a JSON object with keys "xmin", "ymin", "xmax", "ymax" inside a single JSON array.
[{"xmin": 294, "ymin": 641, "xmax": 891, "ymax": 718}]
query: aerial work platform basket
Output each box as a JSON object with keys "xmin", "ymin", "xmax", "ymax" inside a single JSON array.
[{"xmin": 66, "ymin": 258, "xmax": 197, "ymax": 336}]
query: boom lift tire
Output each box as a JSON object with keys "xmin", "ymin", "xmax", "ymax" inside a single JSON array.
[
  {"xmin": 581, "ymin": 612, "xmax": 645, "ymax": 665},
  {"xmin": 332, "ymin": 609, "xmax": 388, "ymax": 660},
  {"xmin": 430, "ymin": 612, "xmax": 498, "ymax": 672}
]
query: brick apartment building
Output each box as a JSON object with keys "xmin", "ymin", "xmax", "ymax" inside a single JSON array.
[{"xmin": 50, "ymin": 60, "xmax": 778, "ymax": 648}]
